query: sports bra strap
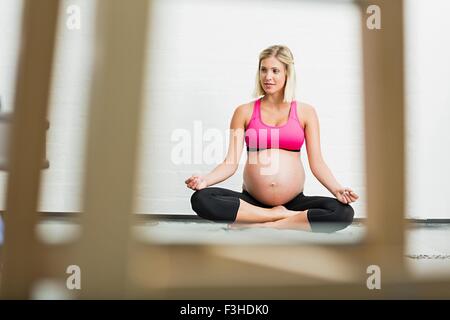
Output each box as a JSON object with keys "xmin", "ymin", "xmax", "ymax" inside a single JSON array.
[
  {"xmin": 290, "ymin": 100, "xmax": 297, "ymax": 120},
  {"xmin": 254, "ymin": 98, "xmax": 261, "ymax": 120}
]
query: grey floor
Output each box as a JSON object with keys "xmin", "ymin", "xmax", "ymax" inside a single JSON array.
[
  {"xmin": 34, "ymin": 217, "xmax": 450, "ymax": 280},
  {"xmin": 133, "ymin": 219, "xmax": 366, "ymax": 245},
  {"xmin": 0, "ymin": 217, "xmax": 444, "ymax": 298}
]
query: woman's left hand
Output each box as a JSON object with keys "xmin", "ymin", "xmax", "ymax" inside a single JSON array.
[{"xmin": 334, "ymin": 187, "xmax": 359, "ymax": 204}]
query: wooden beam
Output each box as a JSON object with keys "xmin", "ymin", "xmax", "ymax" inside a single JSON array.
[
  {"xmin": 0, "ymin": 0, "xmax": 59, "ymax": 299},
  {"xmin": 77, "ymin": 0, "xmax": 150, "ymax": 298},
  {"xmin": 360, "ymin": 0, "xmax": 406, "ymax": 280}
]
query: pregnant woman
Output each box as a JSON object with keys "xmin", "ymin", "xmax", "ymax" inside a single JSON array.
[{"xmin": 185, "ymin": 45, "xmax": 359, "ymax": 233}]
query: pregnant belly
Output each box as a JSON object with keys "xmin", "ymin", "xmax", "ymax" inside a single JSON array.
[{"xmin": 243, "ymin": 149, "xmax": 305, "ymax": 206}]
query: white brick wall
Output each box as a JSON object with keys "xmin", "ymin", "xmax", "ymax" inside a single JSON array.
[
  {"xmin": 404, "ymin": 0, "xmax": 450, "ymax": 219},
  {"xmin": 0, "ymin": 0, "xmax": 95, "ymax": 212},
  {"xmin": 1, "ymin": 0, "xmax": 447, "ymax": 219},
  {"xmin": 137, "ymin": 0, "xmax": 366, "ymax": 216}
]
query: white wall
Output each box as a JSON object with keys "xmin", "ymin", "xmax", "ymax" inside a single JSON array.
[
  {"xmin": 404, "ymin": 0, "xmax": 450, "ymax": 219},
  {"xmin": 138, "ymin": 0, "xmax": 366, "ymax": 216},
  {"xmin": 11, "ymin": 0, "xmax": 443, "ymax": 219},
  {"xmin": 40, "ymin": 0, "xmax": 97, "ymax": 212},
  {"xmin": 0, "ymin": 0, "xmax": 23, "ymax": 113},
  {"xmin": 0, "ymin": 0, "xmax": 97, "ymax": 212}
]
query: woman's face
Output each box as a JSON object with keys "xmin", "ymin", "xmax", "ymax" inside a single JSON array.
[{"xmin": 259, "ymin": 56, "xmax": 287, "ymax": 94}]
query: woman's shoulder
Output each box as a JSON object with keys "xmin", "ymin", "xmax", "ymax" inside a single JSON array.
[
  {"xmin": 234, "ymin": 100, "xmax": 258, "ymax": 116},
  {"xmin": 296, "ymin": 101, "xmax": 315, "ymax": 111},
  {"xmin": 296, "ymin": 101, "xmax": 316, "ymax": 127},
  {"xmin": 240, "ymin": 98, "xmax": 259, "ymax": 109},
  {"xmin": 232, "ymin": 100, "xmax": 258, "ymax": 128}
]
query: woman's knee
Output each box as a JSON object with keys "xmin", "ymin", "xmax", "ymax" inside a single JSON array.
[
  {"xmin": 190, "ymin": 188, "xmax": 210, "ymax": 215},
  {"xmin": 313, "ymin": 204, "xmax": 354, "ymax": 233},
  {"xmin": 335, "ymin": 204, "xmax": 355, "ymax": 225},
  {"xmin": 191, "ymin": 188, "xmax": 226, "ymax": 221},
  {"xmin": 190, "ymin": 188, "xmax": 238, "ymax": 222}
]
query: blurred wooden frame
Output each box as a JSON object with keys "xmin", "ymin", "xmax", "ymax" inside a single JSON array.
[{"xmin": 1, "ymin": 0, "xmax": 450, "ymax": 299}]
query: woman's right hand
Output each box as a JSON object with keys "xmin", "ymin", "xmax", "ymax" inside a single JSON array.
[{"xmin": 185, "ymin": 175, "xmax": 208, "ymax": 190}]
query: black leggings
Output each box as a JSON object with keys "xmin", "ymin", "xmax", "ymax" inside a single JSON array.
[{"xmin": 190, "ymin": 187, "xmax": 354, "ymax": 233}]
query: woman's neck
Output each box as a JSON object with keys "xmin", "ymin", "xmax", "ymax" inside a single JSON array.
[{"xmin": 263, "ymin": 93, "xmax": 285, "ymax": 108}]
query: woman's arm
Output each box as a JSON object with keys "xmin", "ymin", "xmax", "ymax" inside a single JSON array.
[
  {"xmin": 202, "ymin": 105, "xmax": 247, "ymax": 187},
  {"xmin": 303, "ymin": 104, "xmax": 343, "ymax": 196}
]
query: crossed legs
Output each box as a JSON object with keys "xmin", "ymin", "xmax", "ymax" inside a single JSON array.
[{"xmin": 190, "ymin": 187, "xmax": 354, "ymax": 233}]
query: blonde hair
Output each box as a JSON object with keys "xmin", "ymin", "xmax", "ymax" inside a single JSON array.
[{"xmin": 252, "ymin": 45, "xmax": 296, "ymax": 103}]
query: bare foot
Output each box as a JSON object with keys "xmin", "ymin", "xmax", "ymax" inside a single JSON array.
[
  {"xmin": 270, "ymin": 205, "xmax": 301, "ymax": 220},
  {"xmin": 227, "ymin": 207, "xmax": 305, "ymax": 230},
  {"xmin": 228, "ymin": 210, "xmax": 311, "ymax": 232}
]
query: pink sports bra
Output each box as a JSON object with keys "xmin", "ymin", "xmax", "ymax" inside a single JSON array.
[{"xmin": 244, "ymin": 97, "xmax": 305, "ymax": 152}]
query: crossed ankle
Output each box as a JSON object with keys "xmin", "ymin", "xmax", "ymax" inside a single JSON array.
[{"xmin": 266, "ymin": 206, "xmax": 288, "ymax": 221}]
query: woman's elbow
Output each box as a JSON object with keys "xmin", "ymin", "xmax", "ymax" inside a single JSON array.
[{"xmin": 223, "ymin": 160, "xmax": 239, "ymax": 174}]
